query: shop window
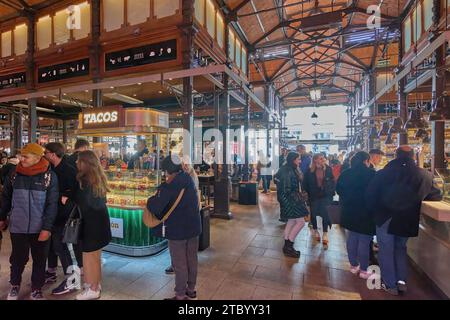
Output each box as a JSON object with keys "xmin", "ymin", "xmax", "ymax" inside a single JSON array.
[
  {"xmin": 103, "ymin": 0, "xmax": 124, "ymax": 32},
  {"xmin": 154, "ymin": 0, "xmax": 179, "ymax": 19},
  {"xmin": 206, "ymin": 0, "xmax": 215, "ymax": 38},
  {"xmin": 241, "ymin": 47, "xmax": 247, "ymax": 74},
  {"xmin": 73, "ymin": 2, "xmax": 91, "ymax": 40},
  {"xmin": 404, "ymin": 16, "xmax": 411, "ymax": 52},
  {"xmin": 424, "ymin": 0, "xmax": 433, "ymax": 31},
  {"xmin": 127, "ymin": 0, "xmax": 150, "ymax": 25},
  {"xmin": 37, "ymin": 15, "xmax": 52, "ymax": 50},
  {"xmin": 14, "ymin": 24, "xmax": 27, "ymax": 56},
  {"xmin": 216, "ymin": 13, "xmax": 224, "ymax": 48},
  {"xmin": 412, "ymin": 5, "xmax": 422, "ymax": 43},
  {"xmin": 194, "ymin": 0, "xmax": 205, "ymax": 25},
  {"xmin": 1, "ymin": 31, "xmax": 12, "ymax": 57},
  {"xmin": 229, "ymin": 29, "xmax": 235, "ymax": 61},
  {"xmin": 235, "ymin": 40, "xmax": 241, "ymax": 69},
  {"xmin": 54, "ymin": 9, "xmax": 70, "ymax": 45}
]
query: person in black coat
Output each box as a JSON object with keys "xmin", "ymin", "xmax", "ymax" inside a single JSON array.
[
  {"xmin": 303, "ymin": 153, "xmax": 336, "ymax": 248},
  {"xmin": 66, "ymin": 139, "xmax": 90, "ymax": 168},
  {"xmin": 74, "ymin": 150, "xmax": 112, "ymax": 300},
  {"xmin": 274, "ymin": 152, "xmax": 309, "ymax": 258},
  {"xmin": 336, "ymin": 151, "xmax": 376, "ymax": 279},
  {"xmin": 44, "ymin": 142, "xmax": 83, "ymax": 295},
  {"xmin": 366, "ymin": 146, "xmax": 442, "ymax": 295},
  {"xmin": 147, "ymin": 155, "xmax": 201, "ymax": 300}
]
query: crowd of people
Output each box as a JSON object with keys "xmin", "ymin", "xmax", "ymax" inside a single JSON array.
[
  {"xmin": 0, "ymin": 138, "xmax": 443, "ymax": 299},
  {"xmin": 274, "ymin": 144, "xmax": 442, "ymax": 295},
  {"xmin": 0, "ymin": 139, "xmax": 202, "ymax": 301}
]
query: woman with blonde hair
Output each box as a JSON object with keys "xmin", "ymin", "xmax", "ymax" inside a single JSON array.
[
  {"xmin": 303, "ymin": 153, "xmax": 336, "ymax": 248},
  {"xmin": 74, "ymin": 150, "xmax": 112, "ymax": 300}
]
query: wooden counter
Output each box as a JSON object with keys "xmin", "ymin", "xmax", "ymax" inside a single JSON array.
[{"xmin": 421, "ymin": 201, "xmax": 450, "ymax": 222}]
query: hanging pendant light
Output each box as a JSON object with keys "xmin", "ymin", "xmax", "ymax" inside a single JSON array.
[
  {"xmin": 378, "ymin": 121, "xmax": 390, "ymax": 137},
  {"xmin": 415, "ymin": 128, "xmax": 428, "ymax": 139},
  {"xmin": 369, "ymin": 125, "xmax": 378, "ymax": 139},
  {"xmin": 388, "ymin": 117, "xmax": 406, "ymax": 134},
  {"xmin": 311, "ymin": 112, "xmax": 318, "ymax": 119},
  {"xmin": 384, "ymin": 133, "xmax": 394, "ymax": 145},
  {"xmin": 429, "ymin": 93, "xmax": 450, "ymax": 121},
  {"xmin": 404, "ymin": 108, "xmax": 424, "ymax": 129}
]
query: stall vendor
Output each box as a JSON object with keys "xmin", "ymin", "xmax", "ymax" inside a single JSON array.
[{"xmin": 128, "ymin": 140, "xmax": 149, "ymax": 170}]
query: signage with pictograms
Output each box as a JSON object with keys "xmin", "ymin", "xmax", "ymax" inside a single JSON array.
[
  {"xmin": 38, "ymin": 58, "xmax": 89, "ymax": 83},
  {"xmin": 105, "ymin": 39, "xmax": 177, "ymax": 71}
]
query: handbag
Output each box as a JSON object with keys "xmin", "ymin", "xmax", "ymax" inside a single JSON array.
[
  {"xmin": 62, "ymin": 204, "xmax": 82, "ymax": 244},
  {"xmin": 143, "ymin": 188, "xmax": 185, "ymax": 228}
]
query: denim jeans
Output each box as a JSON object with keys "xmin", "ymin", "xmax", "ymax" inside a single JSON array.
[
  {"xmin": 376, "ymin": 219, "xmax": 409, "ymax": 289},
  {"xmin": 346, "ymin": 230, "xmax": 373, "ymax": 271}
]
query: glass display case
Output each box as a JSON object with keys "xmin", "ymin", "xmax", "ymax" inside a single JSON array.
[
  {"xmin": 433, "ymin": 169, "xmax": 450, "ymax": 204},
  {"xmin": 105, "ymin": 169, "xmax": 166, "ymax": 256}
]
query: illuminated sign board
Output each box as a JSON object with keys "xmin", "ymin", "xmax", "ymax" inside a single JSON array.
[
  {"xmin": 80, "ymin": 106, "xmax": 124, "ymax": 129},
  {"xmin": 105, "ymin": 39, "xmax": 177, "ymax": 71}
]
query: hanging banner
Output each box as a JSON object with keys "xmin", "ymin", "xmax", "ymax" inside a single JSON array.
[
  {"xmin": 38, "ymin": 58, "xmax": 89, "ymax": 83},
  {"xmin": 105, "ymin": 39, "xmax": 177, "ymax": 71}
]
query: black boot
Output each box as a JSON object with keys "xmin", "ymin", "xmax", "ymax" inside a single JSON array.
[{"xmin": 283, "ymin": 240, "xmax": 300, "ymax": 258}]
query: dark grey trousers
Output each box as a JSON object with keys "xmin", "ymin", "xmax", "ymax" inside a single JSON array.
[{"xmin": 168, "ymin": 236, "xmax": 199, "ymax": 298}]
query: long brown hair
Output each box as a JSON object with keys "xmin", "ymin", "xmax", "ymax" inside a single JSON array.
[
  {"xmin": 310, "ymin": 153, "xmax": 326, "ymax": 172},
  {"xmin": 76, "ymin": 150, "xmax": 110, "ymax": 198}
]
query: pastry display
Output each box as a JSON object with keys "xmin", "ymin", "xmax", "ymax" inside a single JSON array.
[{"xmin": 105, "ymin": 169, "xmax": 159, "ymax": 208}]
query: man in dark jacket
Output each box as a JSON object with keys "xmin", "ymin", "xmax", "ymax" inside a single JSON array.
[
  {"xmin": 366, "ymin": 146, "xmax": 442, "ymax": 295},
  {"xmin": 44, "ymin": 142, "xmax": 82, "ymax": 295},
  {"xmin": 0, "ymin": 143, "xmax": 59, "ymax": 300},
  {"xmin": 67, "ymin": 138, "xmax": 90, "ymax": 168},
  {"xmin": 128, "ymin": 139, "xmax": 149, "ymax": 170},
  {"xmin": 147, "ymin": 155, "xmax": 201, "ymax": 300},
  {"xmin": 297, "ymin": 145, "xmax": 311, "ymax": 174}
]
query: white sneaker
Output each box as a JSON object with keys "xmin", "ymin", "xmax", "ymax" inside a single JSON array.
[
  {"xmin": 350, "ymin": 266, "xmax": 360, "ymax": 274},
  {"xmin": 75, "ymin": 288, "xmax": 101, "ymax": 300},
  {"xmin": 7, "ymin": 286, "xmax": 20, "ymax": 300}
]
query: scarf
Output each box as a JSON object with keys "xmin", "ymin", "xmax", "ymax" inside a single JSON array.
[
  {"xmin": 315, "ymin": 166, "xmax": 325, "ymax": 189},
  {"xmin": 16, "ymin": 158, "xmax": 49, "ymax": 176}
]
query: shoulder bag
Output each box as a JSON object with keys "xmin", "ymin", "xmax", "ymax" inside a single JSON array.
[{"xmin": 143, "ymin": 188, "xmax": 185, "ymax": 228}]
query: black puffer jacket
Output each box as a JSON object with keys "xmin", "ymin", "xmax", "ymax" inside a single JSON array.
[
  {"xmin": 336, "ymin": 165, "xmax": 376, "ymax": 235},
  {"xmin": 366, "ymin": 158, "xmax": 442, "ymax": 237},
  {"xmin": 274, "ymin": 165, "xmax": 309, "ymax": 221}
]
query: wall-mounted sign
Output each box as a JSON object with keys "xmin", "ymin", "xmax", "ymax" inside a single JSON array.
[
  {"xmin": 79, "ymin": 106, "xmax": 124, "ymax": 130},
  {"xmin": 0, "ymin": 72, "xmax": 26, "ymax": 90},
  {"xmin": 105, "ymin": 39, "xmax": 177, "ymax": 71},
  {"xmin": 38, "ymin": 58, "xmax": 89, "ymax": 83}
]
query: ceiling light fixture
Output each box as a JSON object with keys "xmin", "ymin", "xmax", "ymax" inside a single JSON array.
[{"xmin": 104, "ymin": 92, "xmax": 143, "ymax": 104}]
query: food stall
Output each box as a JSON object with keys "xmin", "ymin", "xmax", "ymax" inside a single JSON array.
[
  {"xmin": 408, "ymin": 169, "xmax": 450, "ymax": 299},
  {"xmin": 76, "ymin": 106, "xmax": 170, "ymax": 256}
]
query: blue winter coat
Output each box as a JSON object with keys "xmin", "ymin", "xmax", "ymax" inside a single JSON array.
[
  {"xmin": 0, "ymin": 168, "xmax": 59, "ymax": 234},
  {"xmin": 146, "ymin": 171, "xmax": 201, "ymax": 240}
]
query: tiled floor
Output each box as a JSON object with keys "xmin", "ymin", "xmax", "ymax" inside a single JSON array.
[{"xmin": 0, "ymin": 192, "xmax": 444, "ymax": 300}]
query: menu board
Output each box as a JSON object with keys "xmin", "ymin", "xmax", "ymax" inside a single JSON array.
[
  {"xmin": 38, "ymin": 58, "xmax": 89, "ymax": 83},
  {"xmin": 0, "ymin": 72, "xmax": 26, "ymax": 89},
  {"xmin": 105, "ymin": 39, "xmax": 177, "ymax": 71}
]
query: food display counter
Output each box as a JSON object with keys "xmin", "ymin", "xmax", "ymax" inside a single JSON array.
[
  {"xmin": 76, "ymin": 106, "xmax": 170, "ymax": 256},
  {"xmin": 408, "ymin": 169, "xmax": 450, "ymax": 298}
]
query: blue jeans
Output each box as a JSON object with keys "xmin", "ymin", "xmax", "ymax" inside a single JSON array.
[
  {"xmin": 346, "ymin": 230, "xmax": 373, "ymax": 271},
  {"xmin": 376, "ymin": 219, "xmax": 409, "ymax": 289},
  {"xmin": 262, "ymin": 176, "xmax": 271, "ymax": 192}
]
